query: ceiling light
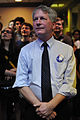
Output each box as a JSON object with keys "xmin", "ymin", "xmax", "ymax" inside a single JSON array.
[
  {"xmin": 15, "ymin": 0, "xmax": 22, "ymax": 2},
  {"xmin": 51, "ymin": 4, "xmax": 64, "ymax": 8}
]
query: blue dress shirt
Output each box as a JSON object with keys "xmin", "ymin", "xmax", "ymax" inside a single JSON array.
[{"xmin": 13, "ymin": 36, "xmax": 77, "ymax": 101}]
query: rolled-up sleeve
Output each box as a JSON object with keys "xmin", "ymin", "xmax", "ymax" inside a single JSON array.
[
  {"xmin": 13, "ymin": 49, "xmax": 31, "ymax": 88},
  {"xmin": 58, "ymin": 49, "xmax": 77, "ymax": 97}
]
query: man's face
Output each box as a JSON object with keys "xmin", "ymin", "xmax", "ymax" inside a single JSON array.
[
  {"xmin": 21, "ymin": 25, "xmax": 31, "ymax": 37},
  {"xmin": 1, "ymin": 28, "xmax": 12, "ymax": 40},
  {"xmin": 15, "ymin": 21, "xmax": 21, "ymax": 31},
  {"xmin": 54, "ymin": 20, "xmax": 63, "ymax": 32},
  {"xmin": 33, "ymin": 9, "xmax": 53, "ymax": 39}
]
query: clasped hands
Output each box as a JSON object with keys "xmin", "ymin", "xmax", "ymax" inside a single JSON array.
[{"xmin": 34, "ymin": 102, "xmax": 57, "ymax": 120}]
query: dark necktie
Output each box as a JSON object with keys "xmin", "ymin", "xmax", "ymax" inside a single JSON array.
[{"xmin": 41, "ymin": 42, "xmax": 52, "ymax": 102}]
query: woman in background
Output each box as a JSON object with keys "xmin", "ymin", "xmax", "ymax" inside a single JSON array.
[{"xmin": 0, "ymin": 27, "xmax": 20, "ymax": 120}]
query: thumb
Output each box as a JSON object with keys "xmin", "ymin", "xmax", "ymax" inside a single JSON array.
[{"xmin": 33, "ymin": 103, "xmax": 41, "ymax": 107}]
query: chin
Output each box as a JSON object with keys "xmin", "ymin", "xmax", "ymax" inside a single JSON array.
[{"xmin": 37, "ymin": 31, "xmax": 45, "ymax": 35}]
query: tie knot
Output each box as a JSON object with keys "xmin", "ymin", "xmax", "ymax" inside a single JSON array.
[{"xmin": 42, "ymin": 42, "xmax": 48, "ymax": 48}]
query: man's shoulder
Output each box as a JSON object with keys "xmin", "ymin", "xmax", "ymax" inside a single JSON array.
[
  {"xmin": 54, "ymin": 38, "xmax": 72, "ymax": 49},
  {"xmin": 53, "ymin": 39, "xmax": 74, "ymax": 59}
]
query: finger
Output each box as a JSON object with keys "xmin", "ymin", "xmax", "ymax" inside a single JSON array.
[
  {"xmin": 51, "ymin": 114, "xmax": 56, "ymax": 119},
  {"xmin": 53, "ymin": 111, "xmax": 57, "ymax": 117},
  {"xmin": 36, "ymin": 111, "xmax": 45, "ymax": 118},
  {"xmin": 46, "ymin": 116, "xmax": 53, "ymax": 120},
  {"xmin": 50, "ymin": 112, "xmax": 57, "ymax": 119},
  {"xmin": 46, "ymin": 112, "xmax": 56, "ymax": 120}
]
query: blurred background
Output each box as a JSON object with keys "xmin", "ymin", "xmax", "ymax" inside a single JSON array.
[{"xmin": 0, "ymin": 0, "xmax": 80, "ymax": 34}]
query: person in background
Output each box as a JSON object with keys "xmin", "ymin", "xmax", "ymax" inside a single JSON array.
[
  {"xmin": 0, "ymin": 22, "xmax": 3, "ymax": 42},
  {"xmin": 14, "ymin": 17, "xmax": 25, "ymax": 45},
  {"xmin": 14, "ymin": 22, "xmax": 33, "ymax": 66},
  {"xmin": 1, "ymin": 27, "xmax": 16, "ymax": 74},
  {"xmin": 0, "ymin": 27, "xmax": 20, "ymax": 120},
  {"xmin": 8, "ymin": 20, "xmax": 15, "ymax": 31},
  {"xmin": 53, "ymin": 17, "xmax": 73, "ymax": 46},
  {"xmin": 72, "ymin": 31, "xmax": 80, "ymax": 119},
  {"xmin": 20, "ymin": 22, "xmax": 33, "ymax": 44},
  {"xmin": 13, "ymin": 5, "xmax": 77, "ymax": 120},
  {"xmin": 72, "ymin": 29, "xmax": 80, "ymax": 42},
  {"xmin": 72, "ymin": 29, "xmax": 80, "ymax": 49}
]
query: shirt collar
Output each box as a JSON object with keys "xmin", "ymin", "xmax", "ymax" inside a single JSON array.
[{"xmin": 37, "ymin": 36, "xmax": 55, "ymax": 49}]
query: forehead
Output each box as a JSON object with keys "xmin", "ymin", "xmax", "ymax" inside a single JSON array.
[
  {"xmin": 22, "ymin": 25, "xmax": 30, "ymax": 28},
  {"xmin": 3, "ymin": 28, "xmax": 12, "ymax": 31},
  {"xmin": 9, "ymin": 22, "xmax": 14, "ymax": 24},
  {"xmin": 56, "ymin": 20, "xmax": 62, "ymax": 24},
  {"xmin": 34, "ymin": 9, "xmax": 48, "ymax": 17},
  {"xmin": 16, "ymin": 21, "xmax": 21, "ymax": 23}
]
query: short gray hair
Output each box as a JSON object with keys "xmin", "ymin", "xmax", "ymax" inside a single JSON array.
[{"xmin": 32, "ymin": 5, "xmax": 57, "ymax": 23}]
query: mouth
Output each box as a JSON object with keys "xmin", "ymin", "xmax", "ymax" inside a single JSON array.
[
  {"xmin": 54, "ymin": 28, "xmax": 60, "ymax": 31},
  {"xmin": 36, "ymin": 27, "xmax": 44, "ymax": 30},
  {"xmin": 22, "ymin": 32, "xmax": 27, "ymax": 34},
  {"xmin": 56, "ymin": 27, "xmax": 60, "ymax": 29}
]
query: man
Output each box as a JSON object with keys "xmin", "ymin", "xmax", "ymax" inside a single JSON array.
[
  {"xmin": 21, "ymin": 22, "xmax": 33, "ymax": 43},
  {"xmin": 53, "ymin": 17, "xmax": 64, "ymax": 39},
  {"xmin": 13, "ymin": 5, "xmax": 77, "ymax": 120},
  {"xmin": 14, "ymin": 22, "xmax": 33, "ymax": 70},
  {"xmin": 53, "ymin": 17, "xmax": 73, "ymax": 46},
  {"xmin": 14, "ymin": 17, "xmax": 25, "ymax": 45},
  {"xmin": 14, "ymin": 17, "xmax": 25, "ymax": 31}
]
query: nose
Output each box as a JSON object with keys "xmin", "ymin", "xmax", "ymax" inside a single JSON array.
[
  {"xmin": 23, "ymin": 30, "xmax": 26, "ymax": 33},
  {"xmin": 4, "ymin": 31, "xmax": 6, "ymax": 33},
  {"xmin": 56, "ymin": 23, "xmax": 59, "ymax": 27},
  {"xmin": 36, "ymin": 18, "xmax": 42, "ymax": 26},
  {"xmin": 19, "ymin": 24, "xmax": 21, "ymax": 27}
]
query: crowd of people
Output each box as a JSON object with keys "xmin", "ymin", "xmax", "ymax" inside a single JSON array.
[
  {"xmin": 0, "ymin": 4, "xmax": 80, "ymax": 120},
  {"xmin": 0, "ymin": 17, "xmax": 38, "ymax": 120}
]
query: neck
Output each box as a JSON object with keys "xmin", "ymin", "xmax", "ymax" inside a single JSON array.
[
  {"xmin": 54, "ymin": 31, "xmax": 63, "ymax": 38},
  {"xmin": 38, "ymin": 34, "xmax": 53, "ymax": 42},
  {"xmin": 21, "ymin": 36, "xmax": 31, "ymax": 42}
]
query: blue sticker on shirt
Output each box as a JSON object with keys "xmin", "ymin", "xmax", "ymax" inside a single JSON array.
[{"xmin": 56, "ymin": 54, "xmax": 64, "ymax": 62}]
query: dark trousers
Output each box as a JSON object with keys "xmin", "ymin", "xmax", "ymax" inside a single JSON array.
[
  {"xmin": 0, "ymin": 88, "xmax": 21, "ymax": 120},
  {"xmin": 21, "ymin": 98, "xmax": 73, "ymax": 120}
]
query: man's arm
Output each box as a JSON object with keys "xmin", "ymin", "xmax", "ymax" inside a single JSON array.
[
  {"xmin": 49, "ymin": 93, "xmax": 66, "ymax": 109},
  {"xmin": 18, "ymin": 86, "xmax": 41, "ymax": 105}
]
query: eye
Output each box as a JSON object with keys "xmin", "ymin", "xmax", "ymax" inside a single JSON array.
[
  {"xmin": 2, "ymin": 30, "xmax": 5, "ymax": 33},
  {"xmin": 25, "ymin": 27, "xmax": 30, "ymax": 30},
  {"xmin": 33, "ymin": 17, "xmax": 38, "ymax": 21},
  {"xmin": 40, "ymin": 17, "xmax": 47, "ymax": 20}
]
